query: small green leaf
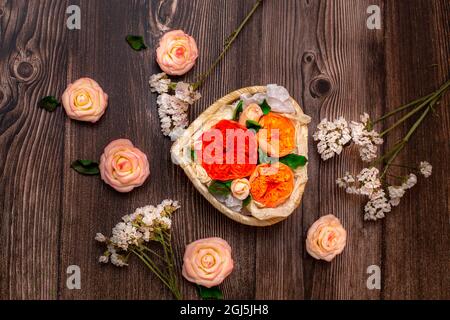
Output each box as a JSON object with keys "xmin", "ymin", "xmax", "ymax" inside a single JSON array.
[
  {"xmin": 279, "ymin": 154, "xmax": 308, "ymax": 170},
  {"xmin": 259, "ymin": 99, "xmax": 271, "ymax": 115},
  {"xmin": 38, "ymin": 96, "xmax": 61, "ymax": 112},
  {"xmin": 190, "ymin": 148, "xmax": 197, "ymax": 162},
  {"xmin": 208, "ymin": 181, "xmax": 231, "ymax": 196},
  {"xmin": 126, "ymin": 35, "xmax": 147, "ymax": 51},
  {"xmin": 243, "ymin": 195, "xmax": 252, "ymax": 207},
  {"xmin": 246, "ymin": 120, "xmax": 262, "ymax": 132},
  {"xmin": 232, "ymin": 100, "xmax": 244, "ymax": 121},
  {"xmin": 197, "ymin": 285, "xmax": 224, "ymax": 300},
  {"xmin": 224, "ymin": 180, "xmax": 233, "ymax": 189},
  {"xmin": 258, "ymin": 148, "xmax": 278, "ymax": 164},
  {"xmin": 71, "ymin": 159, "xmax": 100, "ymax": 175}
]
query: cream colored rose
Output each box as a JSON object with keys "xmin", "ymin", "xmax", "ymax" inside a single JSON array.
[
  {"xmin": 238, "ymin": 103, "xmax": 263, "ymax": 126},
  {"xmin": 61, "ymin": 77, "xmax": 108, "ymax": 123},
  {"xmin": 306, "ymin": 214, "xmax": 347, "ymax": 262},
  {"xmin": 193, "ymin": 163, "xmax": 212, "ymax": 184},
  {"xmin": 231, "ymin": 178, "xmax": 250, "ymax": 200},
  {"xmin": 182, "ymin": 237, "xmax": 234, "ymax": 288},
  {"xmin": 99, "ymin": 139, "xmax": 150, "ymax": 193},
  {"xmin": 156, "ymin": 30, "xmax": 198, "ymax": 76}
]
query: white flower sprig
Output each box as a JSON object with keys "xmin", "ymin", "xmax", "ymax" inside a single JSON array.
[
  {"xmin": 317, "ymin": 79, "xmax": 449, "ymax": 221},
  {"xmin": 96, "ymin": 199, "xmax": 182, "ymax": 299},
  {"xmin": 313, "ymin": 117, "xmax": 352, "ymax": 161},
  {"xmin": 150, "ymin": 73, "xmax": 201, "ymax": 141}
]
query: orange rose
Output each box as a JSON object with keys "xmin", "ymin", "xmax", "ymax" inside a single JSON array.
[
  {"xmin": 99, "ymin": 139, "xmax": 150, "ymax": 193},
  {"xmin": 156, "ymin": 30, "xmax": 198, "ymax": 76},
  {"xmin": 258, "ymin": 113, "xmax": 296, "ymax": 157},
  {"xmin": 238, "ymin": 103, "xmax": 263, "ymax": 126},
  {"xmin": 61, "ymin": 77, "xmax": 108, "ymax": 123},
  {"xmin": 182, "ymin": 237, "xmax": 234, "ymax": 288},
  {"xmin": 306, "ymin": 215, "xmax": 347, "ymax": 262},
  {"xmin": 249, "ymin": 162, "xmax": 294, "ymax": 208}
]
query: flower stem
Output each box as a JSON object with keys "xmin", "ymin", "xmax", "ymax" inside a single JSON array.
[
  {"xmin": 131, "ymin": 249, "xmax": 171, "ymax": 288},
  {"xmin": 193, "ymin": 0, "xmax": 263, "ymax": 89},
  {"xmin": 375, "ymin": 79, "xmax": 450, "ymax": 124}
]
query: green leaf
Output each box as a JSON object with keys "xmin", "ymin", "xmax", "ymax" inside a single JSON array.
[
  {"xmin": 279, "ymin": 154, "xmax": 308, "ymax": 170},
  {"xmin": 224, "ymin": 180, "xmax": 233, "ymax": 189},
  {"xmin": 38, "ymin": 96, "xmax": 61, "ymax": 112},
  {"xmin": 243, "ymin": 195, "xmax": 252, "ymax": 207},
  {"xmin": 232, "ymin": 100, "xmax": 244, "ymax": 121},
  {"xmin": 197, "ymin": 285, "xmax": 224, "ymax": 300},
  {"xmin": 259, "ymin": 99, "xmax": 271, "ymax": 115},
  {"xmin": 70, "ymin": 159, "xmax": 100, "ymax": 175},
  {"xmin": 258, "ymin": 148, "xmax": 278, "ymax": 164},
  {"xmin": 126, "ymin": 35, "xmax": 147, "ymax": 51},
  {"xmin": 246, "ymin": 120, "xmax": 262, "ymax": 132},
  {"xmin": 208, "ymin": 181, "xmax": 231, "ymax": 196},
  {"xmin": 190, "ymin": 148, "xmax": 197, "ymax": 162}
]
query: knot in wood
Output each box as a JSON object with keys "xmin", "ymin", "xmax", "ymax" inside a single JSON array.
[
  {"xmin": 12, "ymin": 52, "xmax": 41, "ymax": 83},
  {"xmin": 310, "ymin": 76, "xmax": 332, "ymax": 98}
]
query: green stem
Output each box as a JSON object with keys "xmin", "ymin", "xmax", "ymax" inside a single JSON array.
[
  {"xmin": 381, "ymin": 105, "xmax": 432, "ymax": 179},
  {"xmin": 131, "ymin": 249, "xmax": 172, "ymax": 288},
  {"xmin": 193, "ymin": 0, "xmax": 263, "ymax": 89},
  {"xmin": 376, "ymin": 79, "xmax": 450, "ymax": 133},
  {"xmin": 142, "ymin": 246, "xmax": 168, "ymax": 262}
]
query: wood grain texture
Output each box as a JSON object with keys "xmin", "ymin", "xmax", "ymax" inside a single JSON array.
[
  {"xmin": 0, "ymin": 0, "xmax": 68, "ymax": 299},
  {"xmin": 0, "ymin": 0, "xmax": 449, "ymax": 300}
]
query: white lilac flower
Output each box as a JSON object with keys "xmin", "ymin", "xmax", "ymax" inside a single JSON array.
[
  {"xmin": 157, "ymin": 93, "xmax": 189, "ymax": 137},
  {"xmin": 175, "ymin": 82, "xmax": 201, "ymax": 105},
  {"xmin": 110, "ymin": 253, "xmax": 128, "ymax": 267},
  {"xmin": 149, "ymin": 72, "xmax": 171, "ymax": 94},
  {"xmin": 388, "ymin": 185, "xmax": 406, "ymax": 207},
  {"xmin": 419, "ymin": 161, "xmax": 432, "ymax": 178},
  {"xmin": 350, "ymin": 113, "xmax": 383, "ymax": 162},
  {"xmin": 99, "ymin": 255, "xmax": 109, "ymax": 263},
  {"xmin": 95, "ymin": 233, "xmax": 107, "ymax": 243},
  {"xmin": 313, "ymin": 117, "xmax": 352, "ymax": 161},
  {"xmin": 364, "ymin": 189, "xmax": 391, "ymax": 221},
  {"xmin": 403, "ymin": 173, "xmax": 417, "ymax": 189},
  {"xmin": 356, "ymin": 167, "xmax": 381, "ymax": 196},
  {"xmin": 110, "ymin": 222, "xmax": 142, "ymax": 251},
  {"xmin": 336, "ymin": 172, "xmax": 361, "ymax": 194}
]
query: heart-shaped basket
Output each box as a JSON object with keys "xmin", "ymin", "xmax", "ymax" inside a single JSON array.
[{"xmin": 171, "ymin": 86, "xmax": 310, "ymax": 226}]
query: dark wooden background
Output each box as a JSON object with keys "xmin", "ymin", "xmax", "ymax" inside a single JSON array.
[{"xmin": 0, "ymin": 0, "xmax": 449, "ymax": 300}]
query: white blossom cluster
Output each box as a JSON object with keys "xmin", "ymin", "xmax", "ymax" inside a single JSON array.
[
  {"xmin": 337, "ymin": 161, "xmax": 432, "ymax": 221},
  {"xmin": 96, "ymin": 199, "xmax": 180, "ymax": 267},
  {"xmin": 314, "ymin": 113, "xmax": 382, "ymax": 162},
  {"xmin": 350, "ymin": 113, "xmax": 383, "ymax": 162},
  {"xmin": 149, "ymin": 73, "xmax": 201, "ymax": 141},
  {"xmin": 313, "ymin": 117, "xmax": 352, "ymax": 160}
]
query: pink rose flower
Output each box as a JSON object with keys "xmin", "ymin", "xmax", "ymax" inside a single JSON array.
[
  {"xmin": 182, "ymin": 237, "xmax": 234, "ymax": 288},
  {"xmin": 306, "ymin": 214, "xmax": 347, "ymax": 262},
  {"xmin": 231, "ymin": 178, "xmax": 251, "ymax": 200},
  {"xmin": 62, "ymin": 77, "xmax": 108, "ymax": 123},
  {"xmin": 156, "ymin": 30, "xmax": 198, "ymax": 76},
  {"xmin": 238, "ymin": 103, "xmax": 263, "ymax": 126},
  {"xmin": 99, "ymin": 139, "xmax": 150, "ymax": 193}
]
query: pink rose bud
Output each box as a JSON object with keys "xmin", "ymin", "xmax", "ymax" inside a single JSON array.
[
  {"xmin": 61, "ymin": 77, "xmax": 108, "ymax": 123},
  {"xmin": 99, "ymin": 139, "xmax": 150, "ymax": 193},
  {"xmin": 238, "ymin": 103, "xmax": 263, "ymax": 126},
  {"xmin": 182, "ymin": 237, "xmax": 234, "ymax": 288},
  {"xmin": 156, "ymin": 30, "xmax": 199, "ymax": 76},
  {"xmin": 306, "ymin": 214, "xmax": 347, "ymax": 262}
]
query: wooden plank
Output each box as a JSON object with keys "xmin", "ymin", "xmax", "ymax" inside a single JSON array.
[
  {"xmin": 0, "ymin": 0, "xmax": 68, "ymax": 299},
  {"xmin": 255, "ymin": 0, "xmax": 308, "ymax": 300},
  {"xmin": 306, "ymin": 0, "xmax": 385, "ymax": 299},
  {"xmin": 383, "ymin": 0, "xmax": 450, "ymax": 300}
]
